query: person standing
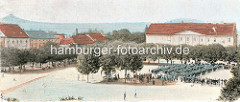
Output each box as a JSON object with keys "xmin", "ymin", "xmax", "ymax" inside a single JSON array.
[
  {"xmin": 1, "ymin": 93, "xmax": 3, "ymax": 99},
  {"xmin": 134, "ymin": 90, "xmax": 137, "ymax": 98},
  {"xmin": 124, "ymin": 92, "xmax": 126, "ymax": 100}
]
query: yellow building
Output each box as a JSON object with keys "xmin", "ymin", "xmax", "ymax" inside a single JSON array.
[{"xmin": 25, "ymin": 30, "xmax": 59, "ymax": 49}]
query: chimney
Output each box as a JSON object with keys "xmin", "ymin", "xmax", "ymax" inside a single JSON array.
[{"xmin": 76, "ymin": 28, "xmax": 78, "ymax": 35}]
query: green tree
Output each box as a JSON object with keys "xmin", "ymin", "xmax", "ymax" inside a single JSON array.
[
  {"xmin": 219, "ymin": 65, "xmax": 240, "ymax": 101},
  {"xmin": 76, "ymin": 50, "xmax": 100, "ymax": 82},
  {"xmin": 202, "ymin": 44, "xmax": 226, "ymax": 65}
]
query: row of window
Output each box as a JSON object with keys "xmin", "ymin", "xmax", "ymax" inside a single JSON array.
[
  {"xmin": 6, "ymin": 40, "xmax": 28, "ymax": 44},
  {"xmin": 32, "ymin": 39, "xmax": 56, "ymax": 42},
  {"xmin": 167, "ymin": 37, "xmax": 232, "ymax": 43}
]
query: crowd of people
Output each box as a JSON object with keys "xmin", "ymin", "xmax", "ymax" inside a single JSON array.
[
  {"xmin": 182, "ymin": 78, "xmax": 228, "ymax": 86},
  {"xmin": 133, "ymin": 74, "xmax": 154, "ymax": 83},
  {"xmin": 151, "ymin": 64, "xmax": 228, "ymax": 86}
]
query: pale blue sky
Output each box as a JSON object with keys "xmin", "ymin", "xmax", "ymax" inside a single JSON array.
[{"xmin": 0, "ymin": 0, "xmax": 240, "ymax": 24}]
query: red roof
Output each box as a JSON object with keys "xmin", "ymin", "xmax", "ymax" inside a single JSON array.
[
  {"xmin": 88, "ymin": 33, "xmax": 106, "ymax": 41},
  {"xmin": 0, "ymin": 24, "xmax": 29, "ymax": 38},
  {"xmin": 146, "ymin": 23, "xmax": 236, "ymax": 35},
  {"xmin": 60, "ymin": 38, "xmax": 74, "ymax": 45},
  {"xmin": 55, "ymin": 34, "xmax": 65, "ymax": 39},
  {"xmin": 72, "ymin": 34, "xmax": 94, "ymax": 45}
]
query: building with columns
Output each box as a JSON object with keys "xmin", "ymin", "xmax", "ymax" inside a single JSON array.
[{"xmin": 146, "ymin": 23, "xmax": 237, "ymax": 47}]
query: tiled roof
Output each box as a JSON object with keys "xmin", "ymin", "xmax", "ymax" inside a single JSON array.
[
  {"xmin": 88, "ymin": 33, "xmax": 106, "ymax": 41},
  {"xmin": 25, "ymin": 30, "xmax": 57, "ymax": 39},
  {"xmin": 60, "ymin": 38, "xmax": 74, "ymax": 45},
  {"xmin": 146, "ymin": 23, "xmax": 236, "ymax": 35},
  {"xmin": 0, "ymin": 24, "xmax": 29, "ymax": 38},
  {"xmin": 54, "ymin": 34, "xmax": 65, "ymax": 39},
  {"xmin": 72, "ymin": 34, "xmax": 94, "ymax": 45}
]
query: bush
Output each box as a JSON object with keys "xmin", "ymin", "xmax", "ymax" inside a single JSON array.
[{"xmin": 219, "ymin": 65, "xmax": 240, "ymax": 101}]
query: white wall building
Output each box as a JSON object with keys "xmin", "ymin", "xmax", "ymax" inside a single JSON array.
[
  {"xmin": 0, "ymin": 24, "xmax": 30, "ymax": 49},
  {"xmin": 146, "ymin": 23, "xmax": 237, "ymax": 47}
]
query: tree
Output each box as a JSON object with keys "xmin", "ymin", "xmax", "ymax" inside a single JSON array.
[
  {"xmin": 17, "ymin": 49, "xmax": 30, "ymax": 72},
  {"xmin": 1, "ymin": 48, "xmax": 20, "ymax": 71},
  {"xmin": 35, "ymin": 49, "xmax": 48, "ymax": 68},
  {"xmin": 225, "ymin": 46, "xmax": 238, "ymax": 64},
  {"xmin": 189, "ymin": 45, "xmax": 204, "ymax": 64},
  {"xmin": 219, "ymin": 65, "xmax": 240, "ymax": 101},
  {"xmin": 76, "ymin": 50, "xmax": 100, "ymax": 82},
  {"xmin": 100, "ymin": 55, "xmax": 118, "ymax": 77},
  {"xmin": 106, "ymin": 29, "xmax": 145, "ymax": 43},
  {"xmin": 202, "ymin": 44, "xmax": 226, "ymax": 65},
  {"xmin": 28, "ymin": 49, "xmax": 38, "ymax": 69}
]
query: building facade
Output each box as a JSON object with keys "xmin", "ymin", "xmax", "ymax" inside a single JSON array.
[
  {"xmin": 0, "ymin": 24, "xmax": 30, "ymax": 49},
  {"xmin": 146, "ymin": 23, "xmax": 237, "ymax": 47},
  {"xmin": 25, "ymin": 30, "xmax": 58, "ymax": 49}
]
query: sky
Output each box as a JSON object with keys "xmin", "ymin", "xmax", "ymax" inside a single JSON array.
[{"xmin": 0, "ymin": 0, "xmax": 240, "ymax": 24}]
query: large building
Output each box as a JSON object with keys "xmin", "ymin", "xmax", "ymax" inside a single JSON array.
[
  {"xmin": 0, "ymin": 24, "xmax": 30, "ymax": 49},
  {"xmin": 25, "ymin": 30, "xmax": 58, "ymax": 49},
  {"xmin": 146, "ymin": 23, "xmax": 237, "ymax": 47}
]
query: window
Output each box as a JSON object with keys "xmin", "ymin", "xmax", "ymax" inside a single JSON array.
[
  {"xmin": 168, "ymin": 37, "xmax": 171, "ymax": 41},
  {"xmin": 20, "ymin": 40, "xmax": 22, "ymax": 43},
  {"xmin": 214, "ymin": 38, "xmax": 216, "ymax": 42},
  {"xmin": 12, "ymin": 41, "xmax": 14, "ymax": 44},
  {"xmin": 208, "ymin": 38, "xmax": 210, "ymax": 42},
  {"xmin": 228, "ymin": 38, "xmax": 231, "ymax": 42},
  {"xmin": 180, "ymin": 37, "xmax": 183, "ymax": 41},
  {"xmin": 193, "ymin": 37, "xmax": 196, "ymax": 41},
  {"xmin": 201, "ymin": 39, "xmax": 203, "ymax": 42},
  {"xmin": 26, "ymin": 40, "xmax": 28, "ymax": 43},
  {"xmin": 186, "ymin": 37, "xmax": 189, "ymax": 41},
  {"xmin": 17, "ymin": 40, "xmax": 18, "ymax": 44}
]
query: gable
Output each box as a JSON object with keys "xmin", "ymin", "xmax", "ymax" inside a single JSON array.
[{"xmin": 0, "ymin": 30, "xmax": 6, "ymax": 37}]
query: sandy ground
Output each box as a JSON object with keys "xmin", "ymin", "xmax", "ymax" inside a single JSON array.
[
  {"xmin": 198, "ymin": 68, "xmax": 233, "ymax": 80},
  {"xmin": 0, "ymin": 73, "xmax": 48, "ymax": 92},
  {"xmin": 0, "ymin": 64, "xmax": 234, "ymax": 101}
]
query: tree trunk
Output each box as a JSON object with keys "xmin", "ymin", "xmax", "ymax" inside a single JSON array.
[
  {"xmin": 125, "ymin": 68, "xmax": 127, "ymax": 83},
  {"xmin": 19, "ymin": 64, "xmax": 22, "ymax": 72},
  {"xmin": 32, "ymin": 62, "xmax": 34, "ymax": 69},
  {"xmin": 8, "ymin": 67, "xmax": 11, "ymax": 72},
  {"xmin": 48, "ymin": 61, "xmax": 51, "ymax": 69},
  {"xmin": 23, "ymin": 65, "xmax": 26, "ymax": 72},
  {"xmin": 87, "ymin": 74, "xmax": 89, "ymax": 82}
]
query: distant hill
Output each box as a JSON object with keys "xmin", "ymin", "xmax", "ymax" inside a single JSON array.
[
  {"xmin": 0, "ymin": 14, "xmax": 150, "ymax": 35},
  {"xmin": 165, "ymin": 18, "xmax": 204, "ymax": 23}
]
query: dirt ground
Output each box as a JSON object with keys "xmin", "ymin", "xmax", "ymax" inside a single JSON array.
[{"xmin": 96, "ymin": 78, "xmax": 176, "ymax": 86}]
